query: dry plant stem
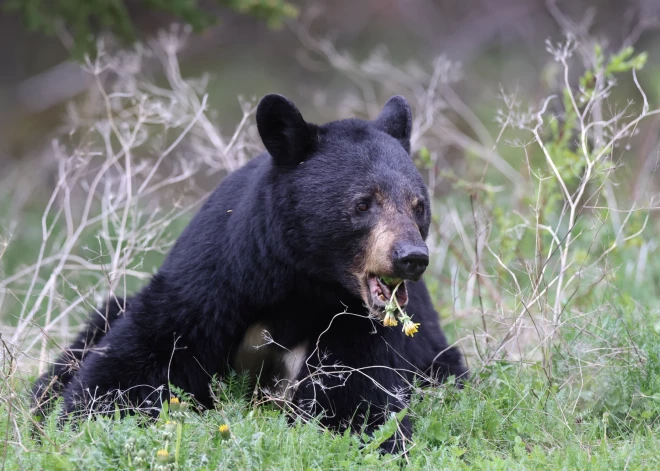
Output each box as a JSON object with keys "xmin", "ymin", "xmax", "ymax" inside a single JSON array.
[
  {"xmin": 470, "ymin": 194, "xmax": 488, "ymax": 343},
  {"xmin": 534, "ymin": 67, "xmax": 660, "ymax": 328},
  {"xmin": 433, "ymin": 219, "xmax": 502, "ymax": 306},
  {"xmin": 1, "ymin": 336, "xmax": 16, "ymax": 468},
  {"xmin": 3, "ymin": 31, "xmax": 256, "ymax": 368},
  {"xmin": 498, "ymin": 37, "xmax": 660, "ymax": 374}
]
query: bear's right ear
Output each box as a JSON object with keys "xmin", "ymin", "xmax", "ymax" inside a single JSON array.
[
  {"xmin": 257, "ymin": 94, "xmax": 318, "ymax": 166},
  {"xmin": 373, "ymin": 95, "xmax": 413, "ymax": 154}
]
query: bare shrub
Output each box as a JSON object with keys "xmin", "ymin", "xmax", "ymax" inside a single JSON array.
[{"xmin": 0, "ymin": 25, "xmax": 259, "ymax": 374}]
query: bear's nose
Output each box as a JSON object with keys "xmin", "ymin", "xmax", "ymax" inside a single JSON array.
[{"xmin": 392, "ymin": 244, "xmax": 429, "ymax": 281}]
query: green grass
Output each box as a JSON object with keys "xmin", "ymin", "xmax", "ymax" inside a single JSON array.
[
  {"xmin": 2, "ymin": 288, "xmax": 659, "ymax": 470},
  {"xmin": 2, "ymin": 332, "xmax": 660, "ymax": 471}
]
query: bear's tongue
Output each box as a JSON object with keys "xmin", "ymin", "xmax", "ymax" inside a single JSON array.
[{"xmin": 367, "ymin": 275, "xmax": 408, "ymax": 313}]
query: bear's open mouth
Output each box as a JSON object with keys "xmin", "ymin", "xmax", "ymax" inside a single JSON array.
[{"xmin": 366, "ymin": 275, "xmax": 408, "ymax": 315}]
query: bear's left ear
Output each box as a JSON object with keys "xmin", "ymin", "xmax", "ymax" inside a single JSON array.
[
  {"xmin": 373, "ymin": 95, "xmax": 413, "ymax": 154},
  {"xmin": 257, "ymin": 94, "xmax": 318, "ymax": 166}
]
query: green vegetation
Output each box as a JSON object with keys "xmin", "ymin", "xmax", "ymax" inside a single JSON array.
[
  {"xmin": 2, "ymin": 332, "xmax": 659, "ymax": 470},
  {"xmin": 4, "ymin": 0, "xmax": 298, "ymax": 57}
]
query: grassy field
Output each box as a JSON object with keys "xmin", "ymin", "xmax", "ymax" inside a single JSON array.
[
  {"xmin": 2, "ymin": 304, "xmax": 659, "ymax": 470},
  {"xmin": 1, "ymin": 346, "xmax": 659, "ymax": 470},
  {"xmin": 2, "ymin": 32, "xmax": 660, "ymax": 470}
]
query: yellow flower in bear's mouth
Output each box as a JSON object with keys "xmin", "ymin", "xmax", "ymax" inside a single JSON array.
[
  {"xmin": 379, "ymin": 281, "xmax": 421, "ymax": 336},
  {"xmin": 383, "ymin": 311, "xmax": 398, "ymax": 327},
  {"xmin": 403, "ymin": 321, "xmax": 420, "ymax": 337}
]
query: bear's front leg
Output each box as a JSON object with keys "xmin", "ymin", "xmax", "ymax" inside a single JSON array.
[
  {"xmin": 291, "ymin": 316, "xmax": 414, "ymax": 453},
  {"xmin": 61, "ymin": 312, "xmax": 227, "ymax": 416},
  {"xmin": 403, "ymin": 320, "xmax": 468, "ymax": 387}
]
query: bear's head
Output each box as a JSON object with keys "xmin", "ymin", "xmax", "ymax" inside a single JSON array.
[{"xmin": 257, "ymin": 94, "xmax": 430, "ymax": 316}]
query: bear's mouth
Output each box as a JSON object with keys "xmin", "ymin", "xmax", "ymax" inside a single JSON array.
[{"xmin": 366, "ymin": 275, "xmax": 408, "ymax": 316}]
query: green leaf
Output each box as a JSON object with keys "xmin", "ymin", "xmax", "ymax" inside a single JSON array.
[{"xmin": 3, "ymin": 0, "xmax": 299, "ymax": 58}]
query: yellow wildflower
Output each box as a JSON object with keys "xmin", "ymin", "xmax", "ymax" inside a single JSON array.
[
  {"xmin": 403, "ymin": 321, "xmax": 421, "ymax": 337},
  {"xmin": 156, "ymin": 449, "xmax": 170, "ymax": 464},
  {"xmin": 383, "ymin": 311, "xmax": 398, "ymax": 327},
  {"xmin": 164, "ymin": 420, "xmax": 177, "ymax": 434},
  {"xmin": 219, "ymin": 424, "xmax": 231, "ymax": 440}
]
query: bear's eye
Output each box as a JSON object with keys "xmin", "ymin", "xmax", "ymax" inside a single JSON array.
[
  {"xmin": 414, "ymin": 202, "xmax": 425, "ymax": 215},
  {"xmin": 356, "ymin": 202, "xmax": 370, "ymax": 212}
]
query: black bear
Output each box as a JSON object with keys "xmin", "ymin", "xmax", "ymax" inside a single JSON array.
[{"xmin": 33, "ymin": 94, "xmax": 467, "ymax": 452}]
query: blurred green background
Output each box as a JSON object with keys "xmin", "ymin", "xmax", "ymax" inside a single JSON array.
[{"xmin": 2, "ymin": 0, "xmax": 660, "ymax": 171}]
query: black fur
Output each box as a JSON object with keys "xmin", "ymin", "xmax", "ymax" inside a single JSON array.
[
  {"xmin": 33, "ymin": 94, "xmax": 467, "ymax": 453},
  {"xmin": 31, "ymin": 297, "xmax": 125, "ymax": 415}
]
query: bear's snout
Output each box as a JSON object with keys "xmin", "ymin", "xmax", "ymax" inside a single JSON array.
[{"xmin": 392, "ymin": 243, "xmax": 429, "ymax": 281}]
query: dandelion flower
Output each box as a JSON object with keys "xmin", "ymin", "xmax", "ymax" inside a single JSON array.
[
  {"xmin": 383, "ymin": 311, "xmax": 398, "ymax": 327},
  {"xmin": 379, "ymin": 280, "xmax": 422, "ymax": 337},
  {"xmin": 219, "ymin": 424, "xmax": 231, "ymax": 440},
  {"xmin": 168, "ymin": 397, "xmax": 188, "ymax": 413},
  {"xmin": 164, "ymin": 420, "xmax": 177, "ymax": 434},
  {"xmin": 403, "ymin": 321, "xmax": 420, "ymax": 337},
  {"xmin": 156, "ymin": 449, "xmax": 170, "ymax": 464}
]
